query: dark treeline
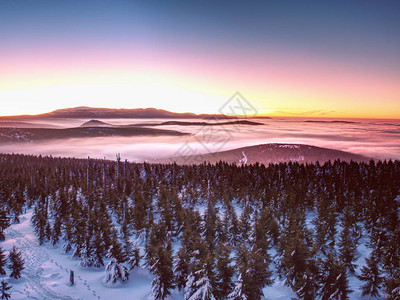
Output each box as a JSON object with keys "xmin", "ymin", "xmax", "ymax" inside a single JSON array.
[{"xmin": 0, "ymin": 153, "xmax": 399, "ymax": 299}]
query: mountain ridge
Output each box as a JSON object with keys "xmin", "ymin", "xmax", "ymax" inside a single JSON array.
[{"xmin": 0, "ymin": 107, "xmax": 244, "ymax": 120}]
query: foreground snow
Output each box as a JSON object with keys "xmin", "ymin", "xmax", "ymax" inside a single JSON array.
[{"xmin": 1, "ymin": 210, "xmax": 174, "ymax": 300}]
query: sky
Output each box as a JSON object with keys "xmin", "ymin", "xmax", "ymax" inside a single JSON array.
[{"xmin": 0, "ymin": 0, "xmax": 399, "ymax": 118}]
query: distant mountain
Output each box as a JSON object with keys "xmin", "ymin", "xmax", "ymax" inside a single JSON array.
[
  {"xmin": 125, "ymin": 120, "xmax": 264, "ymax": 127},
  {"xmin": 77, "ymin": 119, "xmax": 263, "ymax": 129},
  {"xmin": 80, "ymin": 120, "xmax": 111, "ymax": 127},
  {"xmin": 0, "ymin": 127, "xmax": 188, "ymax": 143},
  {"xmin": 154, "ymin": 143, "xmax": 370, "ymax": 165},
  {"xmin": 151, "ymin": 120, "xmax": 263, "ymax": 126},
  {"xmin": 0, "ymin": 107, "xmax": 240, "ymax": 119},
  {"xmin": 304, "ymin": 120, "xmax": 358, "ymax": 124}
]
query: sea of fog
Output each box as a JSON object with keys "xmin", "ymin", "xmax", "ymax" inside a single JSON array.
[{"xmin": 0, "ymin": 117, "xmax": 399, "ymax": 161}]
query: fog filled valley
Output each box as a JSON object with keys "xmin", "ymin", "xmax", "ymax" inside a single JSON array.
[
  {"xmin": 0, "ymin": 153, "xmax": 399, "ymax": 299},
  {"xmin": 1, "ymin": 115, "xmax": 400, "ymax": 163}
]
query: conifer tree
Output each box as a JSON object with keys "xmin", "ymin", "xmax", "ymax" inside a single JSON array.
[
  {"xmin": 45, "ymin": 220, "xmax": 52, "ymax": 241},
  {"xmin": 281, "ymin": 231, "xmax": 317, "ymax": 299},
  {"xmin": 294, "ymin": 269, "xmax": 318, "ymax": 300},
  {"xmin": 0, "ymin": 247, "xmax": 7, "ymax": 275},
  {"xmin": 338, "ymin": 217, "xmax": 359, "ymax": 274},
  {"xmin": 51, "ymin": 217, "xmax": 62, "ymax": 246},
  {"xmin": 32, "ymin": 200, "xmax": 48, "ymax": 245},
  {"xmin": 0, "ymin": 280, "xmax": 11, "ymax": 300},
  {"xmin": 215, "ymin": 243, "xmax": 234, "ymax": 299},
  {"xmin": 358, "ymin": 254, "xmax": 383, "ymax": 297},
  {"xmin": 107, "ymin": 232, "xmax": 126, "ymax": 263},
  {"xmin": 150, "ymin": 241, "xmax": 174, "ymax": 300},
  {"xmin": 227, "ymin": 273, "xmax": 246, "ymax": 300},
  {"xmin": 382, "ymin": 229, "xmax": 400, "ymax": 280},
  {"xmin": 90, "ymin": 231, "xmax": 105, "ymax": 268},
  {"xmin": 235, "ymin": 244, "xmax": 273, "ymax": 300},
  {"xmin": 174, "ymin": 247, "xmax": 190, "ymax": 291},
  {"xmin": 10, "ymin": 189, "xmax": 24, "ymax": 224},
  {"xmin": 62, "ymin": 220, "xmax": 74, "ymax": 253},
  {"xmin": 79, "ymin": 237, "xmax": 93, "ymax": 268},
  {"xmin": 0, "ymin": 210, "xmax": 9, "ymax": 241},
  {"xmin": 132, "ymin": 192, "xmax": 148, "ymax": 232},
  {"xmin": 330, "ymin": 267, "xmax": 352, "ymax": 300},
  {"xmin": 128, "ymin": 246, "xmax": 141, "ymax": 271},
  {"xmin": 238, "ymin": 205, "xmax": 252, "ymax": 243},
  {"xmin": 222, "ymin": 202, "xmax": 239, "ymax": 246},
  {"xmin": 317, "ymin": 251, "xmax": 351, "ymax": 300},
  {"xmin": 8, "ymin": 246, "xmax": 25, "ymax": 279},
  {"xmin": 104, "ymin": 258, "xmax": 129, "ymax": 287},
  {"xmin": 312, "ymin": 193, "xmax": 337, "ymax": 255},
  {"xmin": 383, "ymin": 269, "xmax": 400, "ymax": 300},
  {"xmin": 183, "ymin": 247, "xmax": 218, "ymax": 300},
  {"xmin": 184, "ymin": 265, "xmax": 217, "ymax": 300}
]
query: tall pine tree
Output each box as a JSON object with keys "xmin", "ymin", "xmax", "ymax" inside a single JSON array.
[
  {"xmin": 8, "ymin": 246, "xmax": 25, "ymax": 279},
  {"xmin": 0, "ymin": 247, "xmax": 7, "ymax": 275}
]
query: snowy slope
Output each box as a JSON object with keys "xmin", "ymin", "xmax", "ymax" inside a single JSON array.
[
  {"xmin": 1, "ymin": 210, "xmax": 175, "ymax": 300},
  {"xmin": 0, "ymin": 209, "xmax": 377, "ymax": 300}
]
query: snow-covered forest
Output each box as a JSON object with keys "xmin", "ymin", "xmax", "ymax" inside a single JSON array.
[{"xmin": 0, "ymin": 153, "xmax": 399, "ymax": 299}]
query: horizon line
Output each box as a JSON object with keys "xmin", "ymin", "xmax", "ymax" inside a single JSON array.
[{"xmin": 0, "ymin": 106, "xmax": 399, "ymax": 120}]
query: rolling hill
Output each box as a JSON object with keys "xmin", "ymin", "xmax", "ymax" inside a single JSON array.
[
  {"xmin": 80, "ymin": 120, "xmax": 111, "ymax": 127},
  {"xmin": 154, "ymin": 143, "xmax": 370, "ymax": 165}
]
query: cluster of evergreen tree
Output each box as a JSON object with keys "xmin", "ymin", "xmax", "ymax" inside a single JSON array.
[
  {"xmin": 0, "ymin": 245, "xmax": 25, "ymax": 278},
  {"xmin": 0, "ymin": 153, "xmax": 399, "ymax": 299}
]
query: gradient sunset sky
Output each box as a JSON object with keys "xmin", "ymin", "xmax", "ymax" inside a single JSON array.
[{"xmin": 1, "ymin": 0, "xmax": 399, "ymax": 118}]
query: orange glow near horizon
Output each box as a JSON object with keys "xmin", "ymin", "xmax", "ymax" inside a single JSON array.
[{"xmin": 0, "ymin": 45, "xmax": 399, "ymax": 119}]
